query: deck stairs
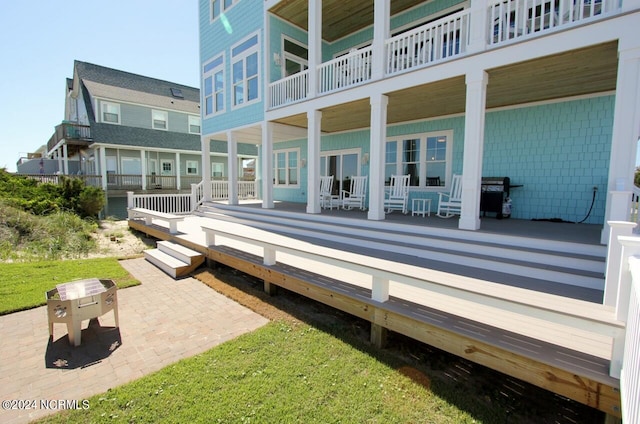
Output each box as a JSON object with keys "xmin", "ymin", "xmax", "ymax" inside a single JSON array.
[
  {"xmin": 144, "ymin": 240, "xmax": 205, "ymax": 279},
  {"xmin": 197, "ymin": 202, "xmax": 607, "ymax": 301}
]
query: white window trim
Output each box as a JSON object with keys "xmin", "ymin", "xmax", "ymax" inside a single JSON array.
[
  {"xmin": 203, "ymin": 55, "xmax": 225, "ymax": 117},
  {"xmin": 210, "ymin": 0, "xmax": 237, "ymax": 23},
  {"xmin": 188, "ymin": 115, "xmax": 201, "ymax": 134},
  {"xmin": 160, "ymin": 159, "xmax": 175, "ymax": 176},
  {"xmin": 231, "ymin": 32, "xmax": 261, "ymax": 110},
  {"xmin": 212, "ymin": 162, "xmax": 224, "ymax": 178},
  {"xmin": 273, "ymin": 148, "xmax": 300, "ymax": 188},
  {"xmin": 281, "ymin": 35, "xmax": 308, "ymax": 79},
  {"xmin": 101, "ymin": 101, "xmax": 121, "ymax": 125},
  {"xmin": 152, "ymin": 109, "xmax": 168, "ymax": 131},
  {"xmin": 186, "ymin": 160, "xmax": 199, "ymax": 175},
  {"xmin": 386, "ymin": 130, "xmax": 453, "ymax": 190}
]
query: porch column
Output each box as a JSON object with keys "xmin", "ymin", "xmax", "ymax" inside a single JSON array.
[
  {"xmin": 140, "ymin": 150, "xmax": 147, "ymax": 190},
  {"xmin": 460, "ymin": 69, "xmax": 488, "ymax": 231},
  {"xmin": 307, "ymin": 110, "xmax": 322, "ymax": 214},
  {"xmin": 62, "ymin": 144, "xmax": 69, "ymax": 175},
  {"xmin": 467, "ymin": 0, "xmax": 490, "ymax": 53},
  {"xmin": 57, "ymin": 149, "xmax": 63, "ymax": 174},
  {"xmin": 601, "ymin": 39, "xmax": 640, "ymax": 244},
  {"xmin": 175, "ymin": 152, "xmax": 181, "ymax": 190},
  {"xmin": 261, "ymin": 121, "xmax": 274, "ymax": 209},
  {"xmin": 228, "ymin": 131, "xmax": 239, "ymax": 205},
  {"xmin": 202, "ymin": 136, "xmax": 212, "ymax": 202},
  {"xmin": 371, "ymin": 0, "xmax": 390, "ymax": 81},
  {"xmin": 99, "ymin": 146, "xmax": 107, "ymax": 190},
  {"xmin": 307, "ymin": 0, "xmax": 322, "ymax": 98},
  {"xmin": 368, "ymin": 94, "xmax": 388, "ymax": 221}
]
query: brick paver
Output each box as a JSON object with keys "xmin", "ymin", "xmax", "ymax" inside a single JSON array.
[{"xmin": 0, "ymin": 258, "xmax": 269, "ymax": 424}]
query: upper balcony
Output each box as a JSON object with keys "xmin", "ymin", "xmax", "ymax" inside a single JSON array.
[
  {"xmin": 267, "ymin": 0, "xmax": 621, "ymax": 109},
  {"xmin": 46, "ymin": 122, "xmax": 92, "ymax": 154}
]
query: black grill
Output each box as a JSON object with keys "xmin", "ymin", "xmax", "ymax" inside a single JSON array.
[{"xmin": 481, "ymin": 177, "xmax": 511, "ymax": 218}]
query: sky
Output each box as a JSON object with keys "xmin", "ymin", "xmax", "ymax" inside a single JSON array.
[{"xmin": 0, "ymin": 1, "xmax": 200, "ymax": 172}]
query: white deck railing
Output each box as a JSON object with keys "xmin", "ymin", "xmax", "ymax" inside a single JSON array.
[
  {"xmin": 385, "ymin": 9, "xmax": 471, "ymax": 75},
  {"xmin": 489, "ymin": 0, "xmax": 619, "ymax": 45},
  {"xmin": 269, "ymin": 70, "xmax": 309, "ymax": 108},
  {"xmin": 622, "ymin": 257, "xmax": 640, "ymax": 424},
  {"xmin": 126, "ymin": 191, "xmax": 194, "ymax": 214},
  {"xmin": 318, "ymin": 46, "xmax": 373, "ymax": 94}
]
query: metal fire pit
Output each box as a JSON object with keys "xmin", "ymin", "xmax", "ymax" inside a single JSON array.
[{"xmin": 46, "ymin": 278, "xmax": 119, "ymax": 347}]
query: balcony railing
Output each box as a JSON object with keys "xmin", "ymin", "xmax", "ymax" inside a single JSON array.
[
  {"xmin": 46, "ymin": 123, "xmax": 92, "ymax": 152},
  {"xmin": 267, "ymin": 0, "xmax": 620, "ymax": 109},
  {"xmin": 489, "ymin": 0, "xmax": 618, "ymax": 45},
  {"xmin": 385, "ymin": 9, "xmax": 470, "ymax": 75}
]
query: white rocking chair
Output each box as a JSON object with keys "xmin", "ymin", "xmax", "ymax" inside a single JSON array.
[
  {"xmin": 437, "ymin": 174, "xmax": 463, "ymax": 218},
  {"xmin": 384, "ymin": 174, "xmax": 410, "ymax": 214},
  {"xmin": 341, "ymin": 176, "xmax": 368, "ymax": 210},
  {"xmin": 319, "ymin": 175, "xmax": 334, "ymax": 209}
]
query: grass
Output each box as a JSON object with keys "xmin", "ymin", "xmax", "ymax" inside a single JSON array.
[
  {"xmin": 35, "ymin": 321, "xmax": 482, "ymax": 424},
  {"xmin": 0, "ymin": 258, "xmax": 139, "ymax": 315}
]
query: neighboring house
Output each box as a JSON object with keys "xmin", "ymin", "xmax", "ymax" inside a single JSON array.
[
  {"xmin": 198, "ymin": 0, "xmax": 640, "ymax": 244},
  {"xmin": 17, "ymin": 60, "xmax": 257, "ymax": 217}
]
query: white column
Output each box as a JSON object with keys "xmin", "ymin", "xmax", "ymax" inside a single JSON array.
[
  {"xmin": 368, "ymin": 94, "xmax": 388, "ymax": 221},
  {"xmin": 467, "ymin": 0, "xmax": 489, "ymax": 53},
  {"xmin": 227, "ymin": 131, "xmax": 239, "ymax": 205},
  {"xmin": 307, "ymin": 0, "xmax": 322, "ymax": 97},
  {"xmin": 371, "ymin": 0, "xmax": 390, "ymax": 81},
  {"xmin": 601, "ymin": 40, "xmax": 640, "ymax": 244},
  {"xmin": 62, "ymin": 144, "xmax": 69, "ymax": 175},
  {"xmin": 57, "ymin": 149, "xmax": 63, "ymax": 174},
  {"xmin": 459, "ymin": 69, "xmax": 488, "ymax": 231},
  {"xmin": 140, "ymin": 150, "xmax": 147, "ymax": 190},
  {"xmin": 307, "ymin": 110, "xmax": 322, "ymax": 214},
  {"xmin": 261, "ymin": 121, "xmax": 274, "ymax": 209},
  {"xmin": 175, "ymin": 152, "xmax": 181, "ymax": 190},
  {"xmin": 99, "ymin": 146, "xmax": 108, "ymax": 190},
  {"xmin": 202, "ymin": 136, "xmax": 212, "ymax": 202}
]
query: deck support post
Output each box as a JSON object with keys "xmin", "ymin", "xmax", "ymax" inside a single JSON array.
[
  {"xmin": 371, "ymin": 323, "xmax": 388, "ymax": 348},
  {"xmin": 263, "ymin": 280, "xmax": 278, "ymax": 296}
]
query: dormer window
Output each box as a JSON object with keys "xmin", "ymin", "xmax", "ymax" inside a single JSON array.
[
  {"xmin": 152, "ymin": 110, "xmax": 168, "ymax": 130},
  {"xmin": 101, "ymin": 101, "xmax": 120, "ymax": 124}
]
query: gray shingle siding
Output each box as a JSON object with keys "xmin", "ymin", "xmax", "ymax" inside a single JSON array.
[{"xmin": 92, "ymin": 123, "xmax": 201, "ymax": 151}]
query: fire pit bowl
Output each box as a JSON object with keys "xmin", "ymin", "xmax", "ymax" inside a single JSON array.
[{"xmin": 46, "ymin": 278, "xmax": 119, "ymax": 347}]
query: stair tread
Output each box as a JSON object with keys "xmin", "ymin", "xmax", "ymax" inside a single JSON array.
[
  {"xmin": 144, "ymin": 249, "xmax": 189, "ymax": 269},
  {"xmin": 157, "ymin": 241, "xmax": 202, "ymax": 258}
]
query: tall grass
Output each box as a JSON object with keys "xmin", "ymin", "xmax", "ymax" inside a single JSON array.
[{"xmin": 0, "ymin": 200, "xmax": 97, "ymax": 261}]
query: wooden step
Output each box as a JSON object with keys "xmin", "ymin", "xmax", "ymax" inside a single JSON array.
[{"xmin": 144, "ymin": 243, "xmax": 204, "ymax": 279}]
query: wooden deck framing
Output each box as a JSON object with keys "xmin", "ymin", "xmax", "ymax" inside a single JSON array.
[{"xmin": 128, "ymin": 217, "xmax": 622, "ymax": 418}]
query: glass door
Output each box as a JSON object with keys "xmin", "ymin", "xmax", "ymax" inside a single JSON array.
[{"xmin": 321, "ymin": 152, "xmax": 359, "ymax": 195}]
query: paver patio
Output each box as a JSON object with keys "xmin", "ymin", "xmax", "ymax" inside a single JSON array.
[{"xmin": 0, "ymin": 258, "xmax": 269, "ymax": 424}]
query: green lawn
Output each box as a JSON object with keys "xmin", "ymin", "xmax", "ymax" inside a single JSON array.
[
  {"xmin": 0, "ymin": 258, "xmax": 139, "ymax": 315},
  {"xmin": 36, "ymin": 321, "xmax": 484, "ymax": 424}
]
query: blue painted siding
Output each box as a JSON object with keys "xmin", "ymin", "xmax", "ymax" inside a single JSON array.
[
  {"xmin": 200, "ymin": 0, "xmax": 265, "ymax": 136},
  {"xmin": 484, "ymin": 96, "xmax": 613, "ymax": 224}
]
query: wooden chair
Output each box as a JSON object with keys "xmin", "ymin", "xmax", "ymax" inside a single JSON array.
[
  {"xmin": 319, "ymin": 175, "xmax": 334, "ymax": 209},
  {"xmin": 384, "ymin": 174, "xmax": 410, "ymax": 214},
  {"xmin": 341, "ymin": 176, "xmax": 368, "ymax": 210},
  {"xmin": 437, "ymin": 174, "xmax": 463, "ymax": 218}
]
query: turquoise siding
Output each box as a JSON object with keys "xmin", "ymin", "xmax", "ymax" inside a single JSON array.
[
  {"xmin": 268, "ymin": 97, "xmax": 611, "ymax": 225},
  {"xmin": 200, "ymin": 0, "xmax": 265, "ymax": 136}
]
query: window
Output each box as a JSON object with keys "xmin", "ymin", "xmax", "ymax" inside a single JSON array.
[
  {"xmin": 212, "ymin": 162, "xmax": 224, "ymax": 178},
  {"xmin": 152, "ymin": 110, "xmax": 168, "ymax": 130},
  {"xmin": 203, "ymin": 55, "xmax": 224, "ymax": 116},
  {"xmin": 189, "ymin": 116, "xmax": 201, "ymax": 134},
  {"xmin": 161, "ymin": 160, "xmax": 174, "ymax": 175},
  {"xmin": 282, "ymin": 37, "xmax": 308, "ymax": 78},
  {"xmin": 186, "ymin": 160, "xmax": 199, "ymax": 175},
  {"xmin": 273, "ymin": 149, "xmax": 299, "ymax": 186},
  {"xmin": 101, "ymin": 102, "xmax": 120, "ymax": 124},
  {"xmin": 386, "ymin": 131, "xmax": 452, "ymax": 187},
  {"xmin": 231, "ymin": 33, "xmax": 259, "ymax": 107},
  {"xmin": 211, "ymin": 0, "xmax": 236, "ymax": 21}
]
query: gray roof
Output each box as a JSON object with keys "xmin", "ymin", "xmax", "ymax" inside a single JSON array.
[{"xmin": 74, "ymin": 61, "xmax": 199, "ymax": 103}]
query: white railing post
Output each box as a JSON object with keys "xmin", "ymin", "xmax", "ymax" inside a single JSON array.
[
  {"xmin": 468, "ymin": 0, "xmax": 489, "ymax": 53},
  {"xmin": 371, "ymin": 275, "xmax": 390, "ymax": 302},
  {"xmin": 264, "ymin": 247, "xmax": 276, "ymax": 266},
  {"xmin": 127, "ymin": 191, "xmax": 134, "ymax": 209},
  {"xmin": 190, "ymin": 183, "xmax": 198, "ymax": 211},
  {"xmin": 604, "ymin": 221, "xmax": 638, "ymax": 306},
  {"xmin": 610, "ymin": 236, "xmax": 640, "ymax": 378},
  {"xmin": 621, "ymin": 259, "xmax": 640, "ymax": 424}
]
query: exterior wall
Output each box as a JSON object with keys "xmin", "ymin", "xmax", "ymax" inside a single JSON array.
[
  {"xmin": 267, "ymin": 96, "xmax": 612, "ymax": 225},
  {"xmin": 96, "ymin": 101, "xmax": 197, "ymax": 134},
  {"xmin": 200, "ymin": 0, "xmax": 265, "ymax": 136}
]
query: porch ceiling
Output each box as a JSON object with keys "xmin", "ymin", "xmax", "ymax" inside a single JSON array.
[
  {"xmin": 271, "ymin": 41, "xmax": 618, "ymax": 134},
  {"xmin": 269, "ymin": 0, "xmax": 423, "ymax": 43}
]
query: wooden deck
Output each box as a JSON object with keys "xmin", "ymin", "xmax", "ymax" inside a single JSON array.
[{"xmin": 128, "ymin": 207, "xmax": 622, "ymax": 418}]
